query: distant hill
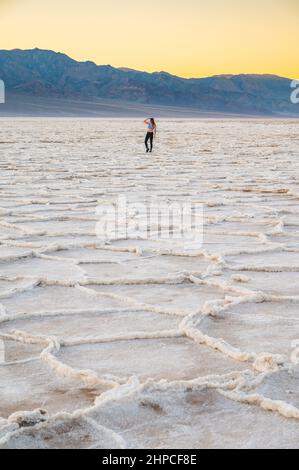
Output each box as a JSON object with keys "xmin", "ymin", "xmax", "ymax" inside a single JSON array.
[{"xmin": 0, "ymin": 48, "xmax": 298, "ymax": 116}]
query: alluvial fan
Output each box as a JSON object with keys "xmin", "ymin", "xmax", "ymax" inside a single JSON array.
[{"xmin": 0, "ymin": 118, "xmax": 299, "ymax": 449}]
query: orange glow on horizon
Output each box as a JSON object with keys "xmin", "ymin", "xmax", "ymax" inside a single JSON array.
[{"xmin": 0, "ymin": 0, "xmax": 298, "ymax": 79}]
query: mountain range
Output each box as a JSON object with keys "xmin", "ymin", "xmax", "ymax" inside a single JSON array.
[{"xmin": 0, "ymin": 48, "xmax": 298, "ymax": 116}]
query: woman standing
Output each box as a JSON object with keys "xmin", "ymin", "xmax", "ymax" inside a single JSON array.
[{"xmin": 144, "ymin": 118, "xmax": 157, "ymax": 153}]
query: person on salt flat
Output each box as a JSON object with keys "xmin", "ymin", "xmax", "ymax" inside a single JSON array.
[{"xmin": 144, "ymin": 118, "xmax": 157, "ymax": 153}]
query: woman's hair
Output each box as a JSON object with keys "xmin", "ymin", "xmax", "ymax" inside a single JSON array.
[{"xmin": 150, "ymin": 118, "xmax": 156, "ymax": 126}]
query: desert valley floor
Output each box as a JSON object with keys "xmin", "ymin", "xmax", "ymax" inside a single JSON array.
[{"xmin": 0, "ymin": 118, "xmax": 299, "ymax": 448}]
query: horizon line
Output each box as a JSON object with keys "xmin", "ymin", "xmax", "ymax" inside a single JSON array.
[{"xmin": 0, "ymin": 47, "xmax": 295, "ymax": 82}]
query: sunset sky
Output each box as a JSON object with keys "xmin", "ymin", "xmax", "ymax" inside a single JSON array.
[{"xmin": 0, "ymin": 0, "xmax": 298, "ymax": 78}]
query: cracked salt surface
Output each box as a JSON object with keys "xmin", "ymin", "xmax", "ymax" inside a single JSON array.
[{"xmin": 0, "ymin": 119, "xmax": 299, "ymax": 448}]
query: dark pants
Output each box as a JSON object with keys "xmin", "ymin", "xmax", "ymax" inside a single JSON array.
[{"xmin": 145, "ymin": 132, "xmax": 154, "ymax": 151}]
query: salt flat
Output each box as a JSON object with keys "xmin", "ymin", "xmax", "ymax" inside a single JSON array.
[{"xmin": 0, "ymin": 118, "xmax": 299, "ymax": 449}]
